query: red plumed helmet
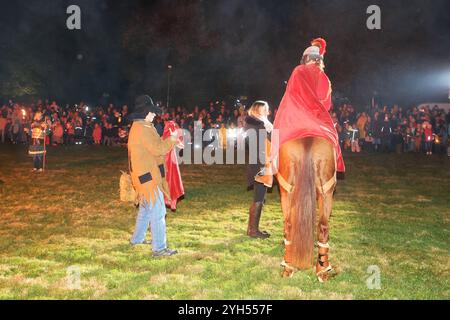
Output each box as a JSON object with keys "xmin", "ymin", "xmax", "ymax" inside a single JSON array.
[{"xmin": 311, "ymin": 38, "xmax": 327, "ymax": 56}]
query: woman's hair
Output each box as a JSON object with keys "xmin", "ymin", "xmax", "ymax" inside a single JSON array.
[{"xmin": 248, "ymin": 100, "xmax": 269, "ymax": 119}]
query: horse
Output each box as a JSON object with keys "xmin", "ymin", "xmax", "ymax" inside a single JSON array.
[{"xmin": 276, "ymin": 136, "xmax": 337, "ymax": 282}]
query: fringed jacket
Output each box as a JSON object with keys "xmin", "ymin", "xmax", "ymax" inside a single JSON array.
[{"xmin": 128, "ymin": 120, "xmax": 177, "ymax": 205}]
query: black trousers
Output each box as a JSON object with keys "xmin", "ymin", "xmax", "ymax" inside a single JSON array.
[{"xmin": 253, "ymin": 182, "xmax": 267, "ymax": 203}]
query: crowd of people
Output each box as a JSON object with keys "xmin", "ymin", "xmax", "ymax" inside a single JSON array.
[
  {"xmin": 333, "ymin": 104, "xmax": 450, "ymax": 156},
  {"xmin": 0, "ymin": 98, "xmax": 449, "ymax": 156},
  {"xmin": 0, "ymin": 100, "xmax": 130, "ymax": 147}
]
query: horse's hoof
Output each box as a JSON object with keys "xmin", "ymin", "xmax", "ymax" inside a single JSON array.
[
  {"xmin": 316, "ymin": 265, "xmax": 337, "ymax": 283},
  {"xmin": 317, "ymin": 272, "xmax": 330, "ymax": 283},
  {"xmin": 281, "ymin": 268, "xmax": 294, "ymax": 278}
]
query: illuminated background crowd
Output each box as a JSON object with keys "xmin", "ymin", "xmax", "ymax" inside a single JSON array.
[{"xmin": 1, "ymin": 99, "xmax": 449, "ymax": 156}]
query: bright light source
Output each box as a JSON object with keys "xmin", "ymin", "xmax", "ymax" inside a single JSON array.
[
  {"xmin": 227, "ymin": 128, "xmax": 237, "ymax": 138},
  {"xmin": 194, "ymin": 144, "xmax": 201, "ymax": 149}
]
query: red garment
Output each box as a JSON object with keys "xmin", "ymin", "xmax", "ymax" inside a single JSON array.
[
  {"xmin": 162, "ymin": 121, "xmax": 185, "ymax": 210},
  {"xmin": 93, "ymin": 126, "xmax": 102, "ymax": 142},
  {"xmin": 272, "ymin": 64, "xmax": 345, "ymax": 172},
  {"xmin": 424, "ymin": 127, "xmax": 433, "ymax": 141}
]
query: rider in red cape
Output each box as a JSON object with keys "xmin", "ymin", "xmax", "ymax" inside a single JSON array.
[
  {"xmin": 162, "ymin": 120, "xmax": 184, "ymax": 210},
  {"xmin": 257, "ymin": 38, "xmax": 345, "ymax": 189}
]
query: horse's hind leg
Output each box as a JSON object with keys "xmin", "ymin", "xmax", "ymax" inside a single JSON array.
[
  {"xmin": 280, "ymin": 188, "xmax": 295, "ymax": 278},
  {"xmin": 278, "ymin": 145, "xmax": 297, "ymax": 278},
  {"xmin": 316, "ymin": 186, "xmax": 334, "ymax": 248},
  {"xmin": 315, "ymin": 153, "xmax": 337, "ymax": 282},
  {"xmin": 316, "ymin": 190, "xmax": 335, "ymax": 282},
  {"xmin": 279, "ymin": 170, "xmax": 296, "ymax": 278}
]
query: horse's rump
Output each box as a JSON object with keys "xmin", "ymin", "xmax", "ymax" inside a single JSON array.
[{"xmin": 278, "ymin": 137, "xmax": 335, "ymax": 270}]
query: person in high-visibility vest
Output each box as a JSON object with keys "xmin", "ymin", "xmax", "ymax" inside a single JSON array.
[{"xmin": 29, "ymin": 112, "xmax": 46, "ymax": 172}]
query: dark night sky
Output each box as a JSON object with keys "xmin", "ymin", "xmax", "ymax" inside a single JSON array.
[{"xmin": 0, "ymin": 0, "xmax": 449, "ymax": 109}]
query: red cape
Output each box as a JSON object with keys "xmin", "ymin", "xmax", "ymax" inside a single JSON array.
[
  {"xmin": 163, "ymin": 121, "xmax": 185, "ymax": 210},
  {"xmin": 272, "ymin": 64, "xmax": 345, "ymax": 172}
]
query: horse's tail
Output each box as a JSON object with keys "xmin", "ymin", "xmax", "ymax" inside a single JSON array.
[{"xmin": 290, "ymin": 138, "xmax": 316, "ymax": 269}]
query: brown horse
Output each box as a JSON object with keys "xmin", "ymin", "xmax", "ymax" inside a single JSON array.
[{"xmin": 276, "ymin": 136, "xmax": 337, "ymax": 282}]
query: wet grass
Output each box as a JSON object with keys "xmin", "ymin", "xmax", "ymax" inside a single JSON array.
[{"xmin": 0, "ymin": 144, "xmax": 449, "ymax": 299}]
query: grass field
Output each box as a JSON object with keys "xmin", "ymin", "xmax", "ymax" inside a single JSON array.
[{"xmin": 0, "ymin": 144, "xmax": 449, "ymax": 300}]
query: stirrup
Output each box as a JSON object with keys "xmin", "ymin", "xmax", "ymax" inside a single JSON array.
[{"xmin": 255, "ymin": 174, "xmax": 273, "ymax": 188}]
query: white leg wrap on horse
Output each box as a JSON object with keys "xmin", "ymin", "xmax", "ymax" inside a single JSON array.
[
  {"xmin": 317, "ymin": 242, "xmax": 330, "ymax": 248},
  {"xmin": 281, "ymin": 260, "xmax": 296, "ymax": 271},
  {"xmin": 284, "ymin": 239, "xmax": 292, "ymax": 245}
]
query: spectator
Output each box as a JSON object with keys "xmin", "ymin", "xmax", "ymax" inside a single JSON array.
[
  {"xmin": 372, "ymin": 112, "xmax": 382, "ymax": 152},
  {"xmin": 350, "ymin": 124, "xmax": 361, "ymax": 153},
  {"xmin": 66, "ymin": 120, "xmax": 75, "ymax": 145},
  {"xmin": 103, "ymin": 122, "xmax": 114, "ymax": 146},
  {"xmin": 363, "ymin": 116, "xmax": 374, "ymax": 152},
  {"xmin": 380, "ymin": 114, "xmax": 392, "ymax": 153},
  {"xmin": 415, "ymin": 124, "xmax": 423, "ymax": 153},
  {"xmin": 52, "ymin": 121, "xmax": 64, "ymax": 145},
  {"xmin": 356, "ymin": 112, "xmax": 367, "ymax": 145},
  {"xmin": 0, "ymin": 115, "xmax": 6, "ymax": 143},
  {"xmin": 84, "ymin": 120, "xmax": 94, "ymax": 145},
  {"xmin": 93, "ymin": 123, "xmax": 102, "ymax": 145},
  {"xmin": 11, "ymin": 107, "xmax": 22, "ymax": 144},
  {"xmin": 393, "ymin": 126, "xmax": 404, "ymax": 154},
  {"xmin": 423, "ymin": 122, "xmax": 433, "ymax": 155}
]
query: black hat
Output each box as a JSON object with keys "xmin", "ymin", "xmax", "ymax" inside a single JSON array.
[{"xmin": 128, "ymin": 95, "xmax": 162, "ymax": 120}]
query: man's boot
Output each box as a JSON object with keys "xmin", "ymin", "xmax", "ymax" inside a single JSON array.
[{"xmin": 247, "ymin": 202, "xmax": 270, "ymax": 239}]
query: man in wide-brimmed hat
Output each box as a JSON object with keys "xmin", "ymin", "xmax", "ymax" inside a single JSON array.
[{"xmin": 127, "ymin": 95, "xmax": 179, "ymax": 257}]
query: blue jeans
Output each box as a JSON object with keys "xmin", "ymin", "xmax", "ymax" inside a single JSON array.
[
  {"xmin": 33, "ymin": 154, "xmax": 44, "ymax": 169},
  {"xmin": 130, "ymin": 188, "xmax": 167, "ymax": 252}
]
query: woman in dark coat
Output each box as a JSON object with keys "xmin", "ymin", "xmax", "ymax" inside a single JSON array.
[{"xmin": 245, "ymin": 101, "xmax": 273, "ymax": 238}]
